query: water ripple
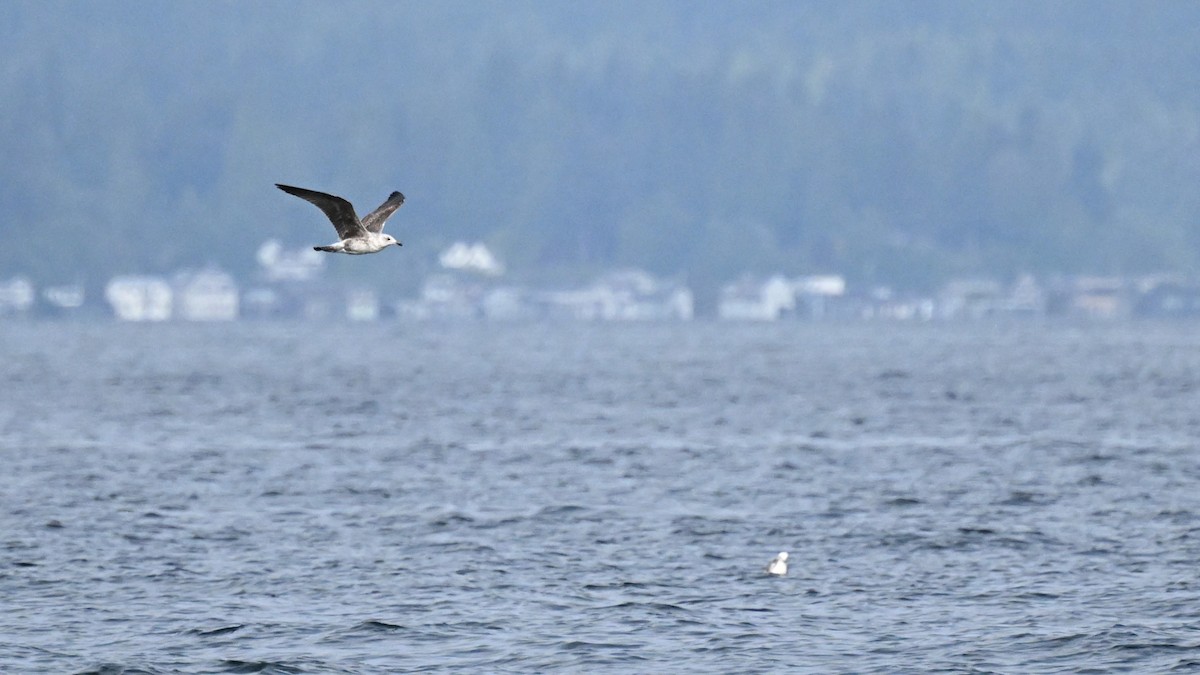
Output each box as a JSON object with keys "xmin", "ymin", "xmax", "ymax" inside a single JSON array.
[{"xmin": 2, "ymin": 322, "xmax": 1200, "ymax": 671}]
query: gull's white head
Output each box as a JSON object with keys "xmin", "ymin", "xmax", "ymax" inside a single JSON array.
[
  {"xmin": 383, "ymin": 234, "xmax": 402, "ymax": 248},
  {"xmin": 766, "ymin": 551, "xmax": 789, "ymax": 576}
]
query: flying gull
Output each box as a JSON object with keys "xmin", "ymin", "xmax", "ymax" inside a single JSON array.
[
  {"xmin": 766, "ymin": 551, "xmax": 788, "ymax": 576},
  {"xmin": 276, "ymin": 184, "xmax": 406, "ymax": 254}
]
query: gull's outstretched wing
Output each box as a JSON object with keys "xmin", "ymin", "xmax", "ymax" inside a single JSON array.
[
  {"xmin": 361, "ymin": 191, "xmax": 406, "ymax": 233},
  {"xmin": 276, "ymin": 184, "xmax": 366, "ymax": 240}
]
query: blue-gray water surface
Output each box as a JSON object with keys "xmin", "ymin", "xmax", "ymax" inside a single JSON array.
[{"xmin": 3, "ymin": 320, "xmax": 1200, "ymax": 673}]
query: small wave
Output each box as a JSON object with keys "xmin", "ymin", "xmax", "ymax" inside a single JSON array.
[
  {"xmin": 998, "ymin": 490, "xmax": 1055, "ymax": 506},
  {"xmin": 73, "ymin": 664, "xmax": 163, "ymax": 675},
  {"xmin": 583, "ymin": 581, "xmax": 649, "ymax": 591},
  {"xmin": 318, "ymin": 619, "xmax": 410, "ymax": 644},
  {"xmin": 1016, "ymin": 591, "xmax": 1062, "ymax": 600},
  {"xmin": 561, "ymin": 639, "xmax": 637, "ymax": 650},
  {"xmin": 190, "ymin": 526, "xmax": 252, "ymax": 542},
  {"xmin": 599, "ymin": 600, "xmax": 690, "ymax": 614},
  {"xmin": 341, "ymin": 486, "xmax": 393, "ymax": 499},
  {"xmin": 536, "ymin": 504, "xmax": 589, "ymax": 517},
  {"xmin": 217, "ymin": 660, "xmax": 303, "ymax": 674},
  {"xmin": 427, "ymin": 512, "xmax": 476, "ymax": 527},
  {"xmin": 351, "ymin": 619, "xmax": 405, "ymax": 632},
  {"xmin": 188, "ymin": 624, "xmax": 244, "ymax": 637}
]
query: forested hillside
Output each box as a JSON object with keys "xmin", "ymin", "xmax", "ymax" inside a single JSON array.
[{"xmin": 3, "ymin": 1, "xmax": 1199, "ymax": 304}]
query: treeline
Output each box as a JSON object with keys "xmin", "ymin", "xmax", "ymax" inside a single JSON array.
[{"xmin": 3, "ymin": 1, "xmax": 1200, "ymax": 307}]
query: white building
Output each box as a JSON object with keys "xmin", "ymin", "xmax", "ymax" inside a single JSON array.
[
  {"xmin": 257, "ymin": 239, "xmax": 324, "ymax": 282},
  {"xmin": 539, "ymin": 286, "xmax": 615, "ymax": 320},
  {"xmin": 0, "ymin": 277, "xmax": 35, "ymax": 315},
  {"xmin": 717, "ymin": 273, "xmax": 848, "ymax": 320},
  {"xmin": 41, "ymin": 285, "xmax": 85, "ymax": 312},
  {"xmin": 1001, "ymin": 274, "xmax": 1046, "ymax": 315},
  {"xmin": 439, "ymin": 241, "xmax": 504, "ymax": 276},
  {"xmin": 794, "ymin": 275, "xmax": 846, "ymax": 297},
  {"xmin": 792, "ymin": 275, "xmax": 846, "ymax": 318},
  {"xmin": 346, "ymin": 288, "xmax": 380, "ymax": 321},
  {"xmin": 397, "ymin": 273, "xmax": 483, "ymax": 319},
  {"xmin": 481, "ymin": 287, "xmax": 535, "ymax": 320},
  {"xmin": 937, "ymin": 279, "xmax": 1004, "ymax": 319},
  {"xmin": 106, "ymin": 276, "xmax": 172, "ymax": 321},
  {"xmin": 594, "ymin": 269, "xmax": 692, "ymax": 320},
  {"xmin": 718, "ymin": 275, "xmax": 795, "ymax": 320},
  {"xmin": 537, "ymin": 270, "xmax": 693, "ymax": 321},
  {"xmin": 174, "ymin": 268, "xmax": 239, "ymax": 321}
]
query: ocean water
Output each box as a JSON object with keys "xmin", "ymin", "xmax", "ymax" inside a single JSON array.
[{"xmin": 2, "ymin": 320, "xmax": 1200, "ymax": 673}]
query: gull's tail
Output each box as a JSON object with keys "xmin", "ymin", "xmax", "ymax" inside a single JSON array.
[{"xmin": 314, "ymin": 245, "xmax": 337, "ymax": 252}]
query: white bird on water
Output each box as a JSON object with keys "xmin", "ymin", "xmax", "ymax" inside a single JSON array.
[
  {"xmin": 766, "ymin": 551, "xmax": 788, "ymax": 576},
  {"xmin": 276, "ymin": 184, "xmax": 406, "ymax": 254}
]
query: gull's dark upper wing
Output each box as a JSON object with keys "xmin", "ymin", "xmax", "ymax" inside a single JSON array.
[
  {"xmin": 361, "ymin": 191, "xmax": 406, "ymax": 233},
  {"xmin": 276, "ymin": 184, "xmax": 366, "ymax": 240}
]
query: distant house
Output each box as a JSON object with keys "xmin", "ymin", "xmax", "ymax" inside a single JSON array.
[
  {"xmin": 0, "ymin": 277, "xmax": 35, "ymax": 316},
  {"xmin": 938, "ymin": 279, "xmax": 1004, "ymax": 318},
  {"xmin": 1001, "ymin": 274, "xmax": 1047, "ymax": 315},
  {"xmin": 792, "ymin": 275, "xmax": 846, "ymax": 318},
  {"xmin": 38, "ymin": 284, "xmax": 86, "ymax": 317},
  {"xmin": 346, "ymin": 288, "xmax": 380, "ymax": 321},
  {"xmin": 397, "ymin": 273, "xmax": 484, "ymax": 320},
  {"xmin": 241, "ymin": 287, "xmax": 284, "ymax": 319},
  {"xmin": 933, "ymin": 275, "xmax": 1048, "ymax": 319},
  {"xmin": 439, "ymin": 241, "xmax": 505, "ymax": 276},
  {"xmin": 174, "ymin": 268, "xmax": 239, "ymax": 321},
  {"xmin": 718, "ymin": 275, "xmax": 794, "ymax": 320},
  {"xmin": 257, "ymin": 239, "xmax": 324, "ymax": 282},
  {"xmin": 397, "ymin": 267, "xmax": 692, "ymax": 322},
  {"xmin": 538, "ymin": 286, "xmax": 612, "ymax": 320},
  {"xmin": 106, "ymin": 276, "xmax": 172, "ymax": 321},
  {"xmin": 482, "ymin": 287, "xmax": 536, "ymax": 320},
  {"xmin": 535, "ymin": 270, "xmax": 692, "ymax": 321},
  {"xmin": 1135, "ymin": 277, "xmax": 1200, "ymax": 317},
  {"xmin": 861, "ymin": 286, "xmax": 934, "ymax": 321},
  {"xmin": 1065, "ymin": 276, "xmax": 1130, "ymax": 319},
  {"xmin": 589, "ymin": 269, "xmax": 692, "ymax": 320}
]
